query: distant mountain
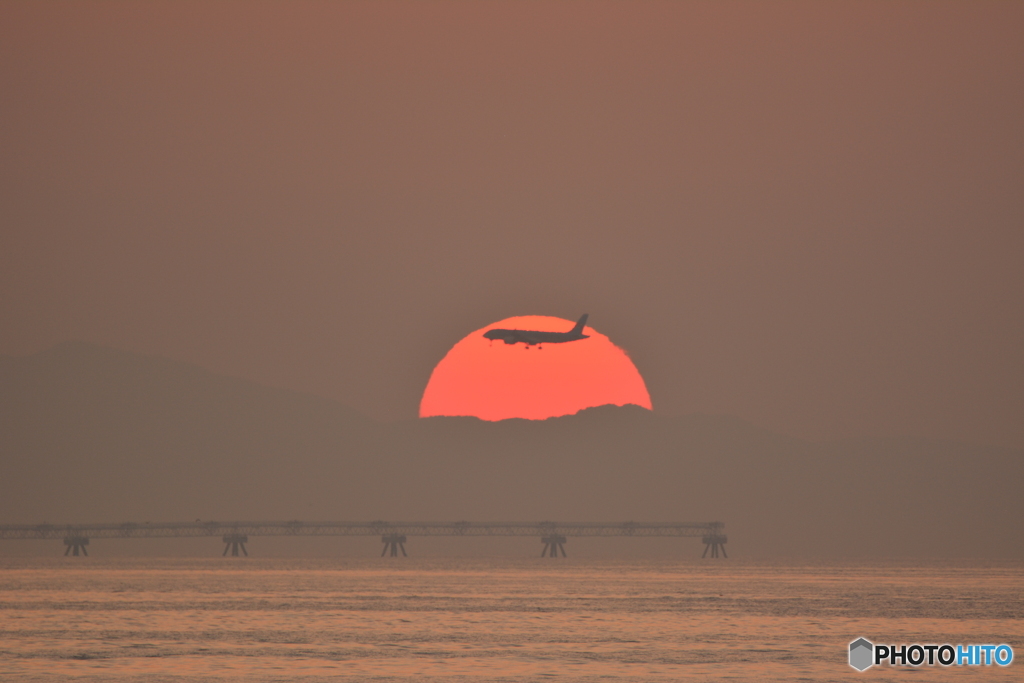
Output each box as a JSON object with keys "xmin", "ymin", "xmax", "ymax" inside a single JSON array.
[
  {"xmin": 0, "ymin": 342, "xmax": 381, "ymax": 523},
  {"xmin": 2, "ymin": 342, "xmax": 1021, "ymax": 558}
]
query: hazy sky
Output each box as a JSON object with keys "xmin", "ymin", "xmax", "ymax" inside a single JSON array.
[{"xmin": 2, "ymin": 1, "xmax": 1022, "ymax": 448}]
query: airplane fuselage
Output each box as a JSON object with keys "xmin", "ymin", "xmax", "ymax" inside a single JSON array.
[{"xmin": 483, "ymin": 314, "xmax": 590, "ymax": 347}]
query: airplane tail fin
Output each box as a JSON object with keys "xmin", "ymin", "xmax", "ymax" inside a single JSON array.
[{"xmin": 571, "ymin": 314, "xmax": 589, "ymax": 334}]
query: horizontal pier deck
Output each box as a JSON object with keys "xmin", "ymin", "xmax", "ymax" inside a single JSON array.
[{"xmin": 0, "ymin": 521, "xmax": 727, "ymax": 557}]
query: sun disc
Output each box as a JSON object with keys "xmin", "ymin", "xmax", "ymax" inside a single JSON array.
[{"xmin": 420, "ymin": 315, "xmax": 652, "ymax": 421}]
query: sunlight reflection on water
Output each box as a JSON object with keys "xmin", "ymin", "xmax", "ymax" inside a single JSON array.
[{"xmin": 0, "ymin": 558, "xmax": 1020, "ymax": 681}]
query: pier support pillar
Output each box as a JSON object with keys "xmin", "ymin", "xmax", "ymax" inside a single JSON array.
[
  {"xmin": 63, "ymin": 536, "xmax": 89, "ymax": 556},
  {"xmin": 381, "ymin": 534, "xmax": 407, "ymax": 557},
  {"xmin": 701, "ymin": 534, "xmax": 727, "ymax": 558},
  {"xmin": 540, "ymin": 535, "xmax": 567, "ymax": 558},
  {"xmin": 222, "ymin": 534, "xmax": 248, "ymax": 557}
]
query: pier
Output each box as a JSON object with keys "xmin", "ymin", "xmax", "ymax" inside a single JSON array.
[{"xmin": 0, "ymin": 520, "xmax": 727, "ymax": 558}]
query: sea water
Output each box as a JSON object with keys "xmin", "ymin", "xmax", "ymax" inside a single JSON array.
[{"xmin": 0, "ymin": 557, "xmax": 1020, "ymax": 681}]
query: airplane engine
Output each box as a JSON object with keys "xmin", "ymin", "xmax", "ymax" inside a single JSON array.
[{"xmin": 503, "ymin": 338, "xmax": 517, "ymax": 345}]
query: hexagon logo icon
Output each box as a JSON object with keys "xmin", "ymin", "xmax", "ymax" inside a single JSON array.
[{"xmin": 849, "ymin": 638, "xmax": 874, "ymax": 671}]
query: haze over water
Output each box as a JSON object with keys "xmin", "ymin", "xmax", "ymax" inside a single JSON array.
[
  {"xmin": 2, "ymin": 2, "xmax": 1022, "ymax": 680},
  {"xmin": 2, "ymin": 557, "xmax": 1020, "ymax": 682}
]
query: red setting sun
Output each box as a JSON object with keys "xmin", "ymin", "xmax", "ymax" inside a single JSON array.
[{"xmin": 420, "ymin": 315, "xmax": 653, "ymax": 421}]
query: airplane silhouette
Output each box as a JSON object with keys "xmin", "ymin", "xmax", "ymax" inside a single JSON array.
[{"xmin": 483, "ymin": 314, "xmax": 590, "ymax": 347}]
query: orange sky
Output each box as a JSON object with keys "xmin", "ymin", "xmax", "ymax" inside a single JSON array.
[{"xmin": 0, "ymin": 2, "xmax": 1021, "ymax": 448}]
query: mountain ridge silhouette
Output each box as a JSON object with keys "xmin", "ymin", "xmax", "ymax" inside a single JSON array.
[{"xmin": 2, "ymin": 342, "xmax": 1020, "ymax": 558}]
